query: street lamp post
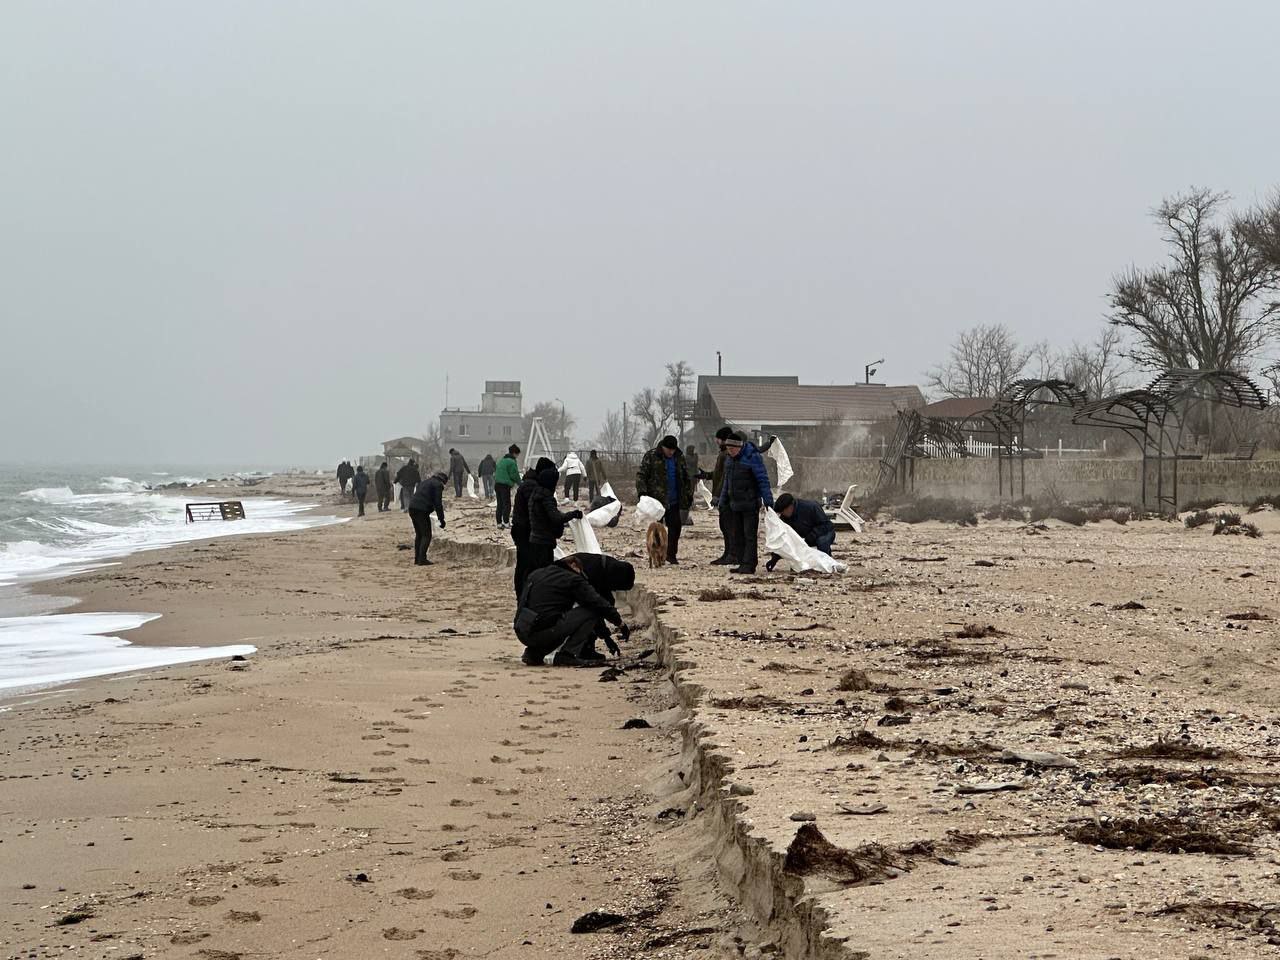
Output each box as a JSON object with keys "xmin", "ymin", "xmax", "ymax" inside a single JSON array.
[{"xmin": 865, "ymin": 359, "xmax": 884, "ymax": 384}]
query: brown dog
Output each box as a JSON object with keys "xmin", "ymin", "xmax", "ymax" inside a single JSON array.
[{"xmin": 646, "ymin": 521, "xmax": 668, "ymax": 568}]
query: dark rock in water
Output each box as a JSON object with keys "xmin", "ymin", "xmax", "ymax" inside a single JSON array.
[
  {"xmin": 621, "ymin": 718, "xmax": 651, "ymax": 730},
  {"xmin": 571, "ymin": 910, "xmax": 627, "ymax": 933}
]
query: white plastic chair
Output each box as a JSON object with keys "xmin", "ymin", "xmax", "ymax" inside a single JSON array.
[{"xmin": 836, "ymin": 484, "xmax": 865, "ymax": 533}]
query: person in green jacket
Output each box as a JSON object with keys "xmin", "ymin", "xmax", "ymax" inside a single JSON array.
[
  {"xmin": 635, "ymin": 435, "xmax": 693, "ymax": 564},
  {"xmin": 493, "ymin": 444, "xmax": 523, "ymax": 529}
]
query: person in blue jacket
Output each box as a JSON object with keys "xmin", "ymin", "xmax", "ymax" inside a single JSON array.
[{"xmin": 720, "ymin": 435, "xmax": 774, "ymax": 574}]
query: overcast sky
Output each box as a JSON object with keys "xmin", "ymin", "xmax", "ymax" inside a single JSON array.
[{"xmin": 3, "ymin": 1, "xmax": 1278, "ymax": 466}]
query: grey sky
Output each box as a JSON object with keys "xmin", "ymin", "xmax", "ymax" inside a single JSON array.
[{"xmin": 3, "ymin": 1, "xmax": 1278, "ymax": 465}]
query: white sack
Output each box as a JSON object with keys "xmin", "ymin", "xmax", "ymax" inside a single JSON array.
[
  {"xmin": 763, "ymin": 508, "xmax": 846, "ymax": 574},
  {"xmin": 633, "ymin": 495, "xmax": 666, "ymax": 526},
  {"xmin": 600, "ymin": 482, "xmax": 617, "ymax": 501},
  {"xmin": 466, "ymin": 474, "xmax": 478, "ymax": 499},
  {"xmin": 768, "ymin": 438, "xmax": 794, "ymax": 488},
  {"xmin": 587, "ymin": 496, "xmax": 622, "ymax": 528},
  {"xmin": 566, "ymin": 517, "xmax": 603, "ymax": 555},
  {"xmin": 695, "ymin": 478, "xmax": 713, "ymax": 510}
]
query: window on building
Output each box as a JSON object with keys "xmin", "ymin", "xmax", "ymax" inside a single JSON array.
[
  {"xmin": 458, "ymin": 424, "xmax": 469, "ymax": 437},
  {"xmin": 487, "ymin": 425, "xmax": 493, "ymax": 436},
  {"xmin": 503, "ymin": 426, "xmax": 513, "ymax": 437}
]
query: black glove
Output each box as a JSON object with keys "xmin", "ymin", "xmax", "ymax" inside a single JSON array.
[
  {"xmin": 765, "ymin": 557, "xmax": 778, "ymax": 572},
  {"xmin": 568, "ymin": 510, "xmax": 584, "ymax": 521},
  {"xmin": 619, "ymin": 623, "xmax": 631, "ymax": 641},
  {"xmin": 604, "ymin": 634, "xmax": 620, "ymax": 656},
  {"xmin": 606, "ymin": 608, "xmax": 623, "ymax": 627},
  {"xmin": 439, "ymin": 519, "xmax": 446, "ymax": 529}
]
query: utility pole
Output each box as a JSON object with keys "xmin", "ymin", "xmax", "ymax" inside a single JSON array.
[
  {"xmin": 622, "ymin": 401, "xmax": 628, "ymax": 454},
  {"xmin": 716, "ymin": 351, "xmax": 722, "ymax": 376}
]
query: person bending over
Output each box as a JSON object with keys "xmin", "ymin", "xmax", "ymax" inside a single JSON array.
[
  {"xmin": 557, "ymin": 553, "xmax": 635, "ymax": 658},
  {"xmin": 408, "ymin": 471, "xmax": 447, "ymax": 566},
  {"xmin": 766, "ymin": 492, "xmax": 836, "ymax": 571},
  {"xmin": 514, "ymin": 555, "xmax": 624, "ymax": 667}
]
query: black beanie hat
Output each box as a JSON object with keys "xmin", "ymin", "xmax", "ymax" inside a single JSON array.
[
  {"xmin": 774, "ymin": 493, "xmax": 796, "ymax": 513},
  {"xmin": 535, "ymin": 456, "xmax": 555, "ymax": 472}
]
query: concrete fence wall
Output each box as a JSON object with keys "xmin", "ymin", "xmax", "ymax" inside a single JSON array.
[{"xmin": 790, "ymin": 456, "xmax": 1280, "ymax": 508}]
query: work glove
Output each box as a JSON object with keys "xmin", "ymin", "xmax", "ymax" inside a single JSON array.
[
  {"xmin": 604, "ymin": 634, "xmax": 620, "ymax": 656},
  {"xmin": 568, "ymin": 510, "xmax": 584, "ymax": 521},
  {"xmin": 765, "ymin": 557, "xmax": 778, "ymax": 573},
  {"xmin": 619, "ymin": 623, "xmax": 631, "ymax": 642},
  {"xmin": 439, "ymin": 519, "xmax": 446, "ymax": 529}
]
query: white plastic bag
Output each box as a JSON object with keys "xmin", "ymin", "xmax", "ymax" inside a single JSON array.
[
  {"xmin": 695, "ymin": 478, "xmax": 713, "ymax": 510},
  {"xmin": 587, "ymin": 496, "xmax": 622, "ymax": 528},
  {"xmin": 763, "ymin": 508, "xmax": 845, "ymax": 574},
  {"xmin": 466, "ymin": 474, "xmax": 478, "ymax": 499},
  {"xmin": 566, "ymin": 517, "xmax": 602, "ymax": 555},
  {"xmin": 768, "ymin": 438, "xmax": 794, "ymax": 489},
  {"xmin": 633, "ymin": 495, "xmax": 666, "ymax": 527}
]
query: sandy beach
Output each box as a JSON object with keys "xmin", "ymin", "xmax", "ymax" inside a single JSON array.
[{"xmin": 5, "ymin": 478, "xmax": 1280, "ymax": 958}]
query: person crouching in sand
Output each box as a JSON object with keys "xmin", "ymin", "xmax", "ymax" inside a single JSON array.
[{"xmin": 513, "ymin": 554, "xmax": 626, "ymax": 667}]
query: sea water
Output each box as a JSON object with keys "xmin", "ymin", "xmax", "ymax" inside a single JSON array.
[{"xmin": 0, "ymin": 465, "xmax": 340, "ymax": 695}]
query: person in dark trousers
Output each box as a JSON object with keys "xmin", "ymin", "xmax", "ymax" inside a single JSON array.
[
  {"xmin": 766, "ymin": 493, "xmax": 836, "ymax": 571},
  {"xmin": 352, "ymin": 465, "xmax": 370, "ymax": 516},
  {"xmin": 374, "ymin": 462, "xmax": 392, "ymax": 512},
  {"xmin": 558, "ymin": 553, "xmax": 635, "ymax": 658},
  {"xmin": 478, "ymin": 453, "xmax": 497, "ymax": 499},
  {"xmin": 337, "ymin": 461, "xmax": 354, "ymax": 497},
  {"xmin": 721, "ymin": 435, "xmax": 774, "ymax": 574},
  {"xmin": 710, "ymin": 428, "xmax": 737, "ymax": 565},
  {"xmin": 511, "ymin": 458, "xmax": 554, "ymax": 596},
  {"xmin": 493, "ymin": 444, "xmax": 522, "ymax": 529},
  {"xmin": 586, "ymin": 450, "xmax": 607, "ymax": 503},
  {"xmin": 528, "ymin": 463, "xmax": 582, "ymax": 577},
  {"xmin": 408, "ymin": 471, "xmax": 447, "ymax": 565},
  {"xmin": 514, "ymin": 554, "xmax": 624, "ymax": 667},
  {"xmin": 395, "ymin": 459, "xmax": 421, "ymax": 512},
  {"xmin": 448, "ymin": 449, "xmax": 471, "ymax": 498},
  {"xmin": 561, "ymin": 452, "xmax": 585, "ymax": 501},
  {"xmin": 636, "ymin": 435, "xmax": 693, "ymax": 563}
]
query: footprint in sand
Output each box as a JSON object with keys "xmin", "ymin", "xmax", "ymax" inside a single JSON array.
[
  {"xmin": 383, "ymin": 927, "xmax": 420, "ymax": 940},
  {"xmin": 469, "ymin": 776, "xmax": 494, "ymax": 785},
  {"xmin": 518, "ymin": 766, "xmax": 545, "ymax": 774},
  {"xmin": 447, "ymin": 870, "xmax": 481, "ymax": 881},
  {"xmin": 448, "ymin": 799, "xmax": 475, "ymax": 807},
  {"xmin": 362, "ymin": 734, "xmax": 385, "ymax": 741},
  {"xmin": 370, "ymin": 766, "xmax": 396, "ymax": 773},
  {"xmin": 373, "ymin": 750, "xmax": 396, "ymax": 757},
  {"xmin": 440, "ymin": 850, "xmax": 471, "ymax": 862},
  {"xmin": 517, "ymin": 748, "xmax": 546, "ymax": 755},
  {"xmin": 517, "ymin": 724, "xmax": 542, "ymax": 731},
  {"xmin": 395, "ymin": 887, "xmax": 436, "ymax": 900},
  {"xmin": 388, "ymin": 726, "xmax": 412, "ymax": 733},
  {"xmin": 490, "ymin": 755, "xmax": 513, "ymax": 764},
  {"xmin": 416, "ymin": 950, "xmax": 460, "ymax": 960},
  {"xmin": 495, "ymin": 787, "xmax": 519, "ymax": 796},
  {"xmin": 372, "ymin": 720, "xmax": 396, "ymax": 727},
  {"xmin": 171, "ymin": 932, "xmax": 209, "ymax": 944},
  {"xmin": 196, "ymin": 950, "xmax": 240, "ymax": 960},
  {"xmin": 413, "ymin": 699, "xmax": 445, "ymax": 707},
  {"xmin": 440, "ymin": 906, "xmax": 478, "ymax": 920},
  {"xmin": 245, "ymin": 875, "xmax": 282, "ymax": 887},
  {"xmin": 225, "ymin": 910, "xmax": 262, "ymax": 923},
  {"xmin": 188, "ymin": 895, "xmax": 223, "ymax": 907},
  {"xmin": 390, "ymin": 742, "xmax": 410, "ymax": 747},
  {"xmin": 439, "ymin": 823, "xmax": 471, "ymax": 832},
  {"xmin": 405, "ymin": 757, "xmax": 432, "ymax": 765},
  {"xmin": 485, "ymin": 811, "xmax": 514, "ymax": 820},
  {"xmin": 498, "ymin": 738, "xmax": 523, "ymax": 747}
]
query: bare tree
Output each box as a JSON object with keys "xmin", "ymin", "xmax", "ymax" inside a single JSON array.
[
  {"xmin": 523, "ymin": 400, "xmax": 576, "ymax": 446},
  {"xmin": 592, "ymin": 408, "xmax": 626, "ymax": 452},
  {"xmin": 418, "ymin": 424, "xmax": 444, "ymax": 472},
  {"xmin": 1109, "ymin": 188, "xmax": 1280, "ymax": 373},
  {"xmin": 926, "ymin": 323, "xmax": 1032, "ymax": 399},
  {"xmin": 664, "ymin": 360, "xmax": 696, "ymax": 444},
  {"xmin": 1059, "ymin": 326, "xmax": 1128, "ymax": 400},
  {"xmin": 631, "ymin": 386, "xmax": 676, "ymax": 449},
  {"xmin": 1241, "ymin": 189, "xmax": 1280, "ymax": 271}
]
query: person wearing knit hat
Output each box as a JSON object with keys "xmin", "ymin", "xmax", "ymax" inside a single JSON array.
[{"xmin": 635, "ymin": 434, "xmax": 693, "ymax": 563}]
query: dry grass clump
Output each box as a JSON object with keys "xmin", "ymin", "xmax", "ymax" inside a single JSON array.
[
  {"xmin": 1247, "ymin": 494, "xmax": 1280, "ymax": 513},
  {"xmin": 891, "ymin": 497, "xmax": 978, "ymax": 526},
  {"xmin": 1065, "ymin": 814, "xmax": 1253, "ymax": 855},
  {"xmin": 1027, "ymin": 500, "xmax": 1088, "ymax": 525},
  {"xmin": 982, "ymin": 502, "xmax": 1026, "ymax": 522},
  {"xmin": 698, "ymin": 587, "xmax": 737, "ymax": 602}
]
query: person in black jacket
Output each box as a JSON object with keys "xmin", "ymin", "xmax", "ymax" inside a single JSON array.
[
  {"xmin": 395, "ymin": 459, "xmax": 421, "ymax": 512},
  {"xmin": 448, "ymin": 449, "xmax": 470, "ymax": 498},
  {"xmin": 511, "ymin": 458, "xmax": 554, "ymax": 596},
  {"xmin": 408, "ymin": 471, "xmax": 447, "ymax": 565},
  {"xmin": 352, "ymin": 465, "xmax": 370, "ymax": 516},
  {"xmin": 557, "ymin": 553, "xmax": 635, "ymax": 658},
  {"xmin": 527, "ymin": 464, "xmax": 582, "ymax": 576},
  {"xmin": 374, "ymin": 462, "xmax": 392, "ymax": 512},
  {"xmin": 766, "ymin": 493, "xmax": 836, "ymax": 571},
  {"xmin": 514, "ymin": 555, "xmax": 623, "ymax": 666}
]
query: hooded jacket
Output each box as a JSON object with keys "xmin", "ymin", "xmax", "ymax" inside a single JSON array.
[
  {"xmin": 558, "ymin": 554, "xmax": 635, "ymax": 607},
  {"xmin": 374, "ymin": 464, "xmax": 391, "ymax": 495},
  {"xmin": 529, "ymin": 466, "xmax": 575, "ymax": 545},
  {"xmin": 721, "ymin": 442, "xmax": 774, "ymax": 512},
  {"xmin": 494, "ymin": 453, "xmax": 522, "ymax": 487},
  {"xmin": 478, "ymin": 454, "xmax": 497, "ymax": 478},
  {"xmin": 560, "ymin": 452, "xmax": 585, "ymax": 477},
  {"xmin": 517, "ymin": 564, "xmax": 622, "ymax": 633},
  {"xmin": 408, "ymin": 472, "xmax": 447, "ymax": 523},
  {"xmin": 511, "ymin": 458, "xmax": 555, "ymax": 544},
  {"xmin": 352, "ymin": 467, "xmax": 369, "ymax": 496}
]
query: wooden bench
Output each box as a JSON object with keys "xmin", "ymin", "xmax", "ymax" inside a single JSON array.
[{"xmin": 185, "ymin": 501, "xmax": 246, "ymax": 523}]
